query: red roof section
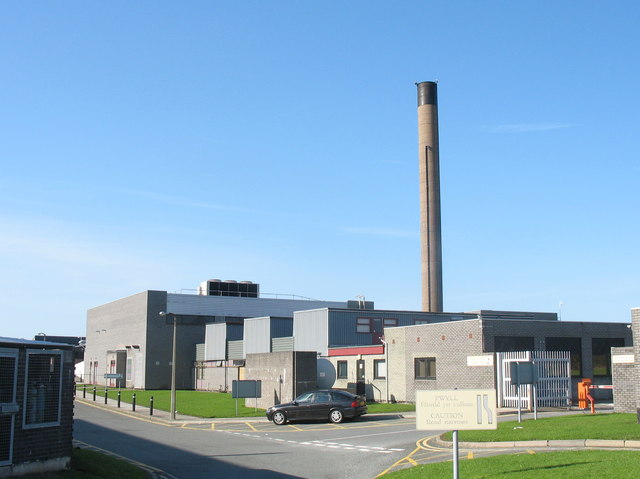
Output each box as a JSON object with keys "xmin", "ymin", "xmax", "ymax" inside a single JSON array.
[{"xmin": 328, "ymin": 345, "xmax": 384, "ymax": 356}]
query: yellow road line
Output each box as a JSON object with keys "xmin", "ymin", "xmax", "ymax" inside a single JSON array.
[
  {"xmin": 77, "ymin": 399, "xmax": 174, "ymax": 427},
  {"xmin": 246, "ymin": 422, "xmax": 258, "ymax": 431},
  {"xmin": 375, "ymin": 445, "xmax": 421, "ymax": 477}
]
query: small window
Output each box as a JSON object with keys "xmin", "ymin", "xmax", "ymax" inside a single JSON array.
[
  {"xmin": 415, "ymin": 357, "xmax": 436, "ymax": 380},
  {"xmin": 23, "ymin": 351, "xmax": 63, "ymax": 428},
  {"xmin": 337, "ymin": 360, "xmax": 348, "ymax": 379},
  {"xmin": 546, "ymin": 337, "xmax": 582, "ymax": 377},
  {"xmin": 592, "ymin": 338, "xmax": 625, "ymax": 376},
  {"xmin": 414, "ymin": 319, "xmax": 429, "ymax": 325},
  {"xmin": 383, "ymin": 319, "xmax": 398, "ymax": 328},
  {"xmin": 494, "ymin": 336, "xmax": 534, "ymax": 352},
  {"xmin": 315, "ymin": 391, "xmax": 331, "ymax": 403},
  {"xmin": 356, "ymin": 318, "xmax": 372, "ymax": 333},
  {"xmin": 374, "ymin": 359, "xmax": 386, "ymax": 379}
]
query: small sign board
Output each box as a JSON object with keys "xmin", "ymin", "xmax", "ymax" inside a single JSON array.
[
  {"xmin": 467, "ymin": 355, "xmax": 494, "ymax": 367},
  {"xmin": 416, "ymin": 389, "xmax": 497, "ymax": 430},
  {"xmin": 232, "ymin": 380, "xmax": 262, "ymax": 399},
  {"xmin": 510, "ymin": 361, "xmax": 537, "ymax": 385},
  {"xmin": 104, "ymin": 373, "xmax": 123, "ymax": 379}
]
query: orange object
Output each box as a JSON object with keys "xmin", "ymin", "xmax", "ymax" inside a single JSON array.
[{"xmin": 577, "ymin": 378, "xmax": 592, "ymax": 409}]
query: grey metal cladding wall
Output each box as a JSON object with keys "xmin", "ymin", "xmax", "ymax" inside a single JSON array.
[
  {"xmin": 271, "ymin": 317, "xmax": 293, "ymax": 338},
  {"xmin": 227, "ymin": 323, "xmax": 244, "ymax": 341},
  {"xmin": 166, "ymin": 294, "xmax": 347, "ymax": 318},
  {"xmin": 244, "ymin": 317, "xmax": 271, "ymax": 354},
  {"xmin": 293, "ymin": 309, "xmax": 329, "ymax": 354},
  {"xmin": 228, "ymin": 340, "xmax": 244, "ymax": 360},
  {"xmin": 205, "ymin": 323, "xmax": 227, "ymax": 361},
  {"xmin": 195, "ymin": 343, "xmax": 205, "ymax": 361},
  {"xmin": 327, "ymin": 310, "xmax": 477, "ymax": 347},
  {"xmin": 272, "ymin": 337, "xmax": 294, "ymax": 352}
]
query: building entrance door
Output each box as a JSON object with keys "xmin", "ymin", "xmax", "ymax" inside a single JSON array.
[{"xmin": 356, "ymin": 360, "xmax": 365, "ymax": 395}]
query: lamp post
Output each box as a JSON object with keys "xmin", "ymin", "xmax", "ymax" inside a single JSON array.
[{"xmin": 159, "ymin": 311, "xmax": 177, "ymax": 421}]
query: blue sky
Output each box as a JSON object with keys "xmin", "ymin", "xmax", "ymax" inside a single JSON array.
[{"xmin": 1, "ymin": 2, "xmax": 638, "ymax": 338}]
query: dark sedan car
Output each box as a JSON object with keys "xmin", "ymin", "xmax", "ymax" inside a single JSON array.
[{"xmin": 266, "ymin": 389, "xmax": 367, "ymax": 425}]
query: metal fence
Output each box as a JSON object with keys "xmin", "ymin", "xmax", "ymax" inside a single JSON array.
[{"xmin": 496, "ymin": 351, "xmax": 571, "ymax": 409}]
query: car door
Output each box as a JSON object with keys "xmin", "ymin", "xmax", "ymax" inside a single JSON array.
[
  {"xmin": 311, "ymin": 391, "xmax": 332, "ymax": 420},
  {"xmin": 289, "ymin": 392, "xmax": 314, "ymax": 420}
]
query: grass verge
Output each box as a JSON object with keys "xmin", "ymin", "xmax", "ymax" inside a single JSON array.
[
  {"xmin": 77, "ymin": 386, "xmax": 415, "ymax": 417},
  {"xmin": 441, "ymin": 413, "xmax": 640, "ymax": 442},
  {"xmin": 384, "ymin": 450, "xmax": 640, "ymax": 479},
  {"xmin": 20, "ymin": 448, "xmax": 146, "ymax": 478}
]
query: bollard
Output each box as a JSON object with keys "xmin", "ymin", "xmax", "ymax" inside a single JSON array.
[
  {"xmin": 92, "ymin": 386, "xmax": 96, "ymax": 401},
  {"xmin": 117, "ymin": 390, "xmax": 121, "ymax": 408},
  {"xmin": 83, "ymin": 384, "xmax": 86, "ymax": 398},
  {"xmin": 132, "ymin": 393, "xmax": 136, "ymax": 412},
  {"xmin": 150, "ymin": 396, "xmax": 154, "ymax": 416},
  {"xmin": 104, "ymin": 388, "xmax": 108, "ymax": 405}
]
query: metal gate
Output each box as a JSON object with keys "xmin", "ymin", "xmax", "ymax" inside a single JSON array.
[
  {"xmin": 497, "ymin": 351, "xmax": 571, "ymax": 409},
  {"xmin": 0, "ymin": 349, "xmax": 18, "ymax": 466}
]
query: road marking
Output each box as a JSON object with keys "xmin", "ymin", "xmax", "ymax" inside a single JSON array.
[
  {"xmin": 246, "ymin": 422, "xmax": 258, "ymax": 432},
  {"xmin": 322, "ymin": 427, "xmax": 417, "ymax": 441}
]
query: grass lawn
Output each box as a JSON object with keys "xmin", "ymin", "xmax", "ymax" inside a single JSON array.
[
  {"xmin": 78, "ymin": 387, "xmax": 261, "ymax": 417},
  {"xmin": 441, "ymin": 413, "xmax": 640, "ymax": 442},
  {"xmin": 77, "ymin": 386, "xmax": 415, "ymax": 417},
  {"xmin": 384, "ymin": 450, "xmax": 640, "ymax": 479},
  {"xmin": 20, "ymin": 448, "xmax": 146, "ymax": 478}
]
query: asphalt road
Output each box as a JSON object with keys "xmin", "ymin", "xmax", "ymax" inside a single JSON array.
[
  {"xmin": 74, "ymin": 401, "xmax": 437, "ymax": 478},
  {"xmin": 75, "ymin": 400, "xmax": 596, "ymax": 478}
]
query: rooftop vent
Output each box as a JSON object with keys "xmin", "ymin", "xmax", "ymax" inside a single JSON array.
[{"xmin": 197, "ymin": 279, "xmax": 259, "ymax": 298}]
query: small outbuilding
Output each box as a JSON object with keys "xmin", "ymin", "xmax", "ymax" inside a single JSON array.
[{"xmin": 0, "ymin": 337, "xmax": 75, "ymax": 478}]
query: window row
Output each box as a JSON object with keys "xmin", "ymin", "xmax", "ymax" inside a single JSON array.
[
  {"xmin": 335, "ymin": 358, "xmax": 438, "ymax": 381},
  {"xmin": 336, "ymin": 359, "xmax": 386, "ymax": 380}
]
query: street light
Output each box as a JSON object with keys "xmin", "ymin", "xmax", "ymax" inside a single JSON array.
[{"xmin": 159, "ymin": 311, "xmax": 177, "ymax": 421}]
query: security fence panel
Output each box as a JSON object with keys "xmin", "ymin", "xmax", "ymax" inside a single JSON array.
[
  {"xmin": 23, "ymin": 350, "xmax": 63, "ymax": 429},
  {"xmin": 497, "ymin": 351, "xmax": 570, "ymax": 409},
  {"xmin": 0, "ymin": 349, "xmax": 18, "ymax": 466},
  {"xmin": 533, "ymin": 351, "xmax": 571, "ymax": 407}
]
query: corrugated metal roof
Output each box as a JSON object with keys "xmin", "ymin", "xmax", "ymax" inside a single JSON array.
[{"xmin": 0, "ymin": 336, "xmax": 74, "ymax": 349}]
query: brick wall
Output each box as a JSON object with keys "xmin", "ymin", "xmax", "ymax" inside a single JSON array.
[
  {"xmin": 385, "ymin": 320, "xmax": 495, "ymax": 403},
  {"xmin": 632, "ymin": 308, "xmax": 640, "ymax": 422},
  {"xmin": 612, "ymin": 346, "xmax": 635, "ymax": 413}
]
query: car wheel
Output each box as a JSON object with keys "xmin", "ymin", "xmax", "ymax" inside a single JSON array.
[
  {"xmin": 329, "ymin": 409, "xmax": 344, "ymax": 424},
  {"xmin": 272, "ymin": 411, "xmax": 287, "ymax": 425}
]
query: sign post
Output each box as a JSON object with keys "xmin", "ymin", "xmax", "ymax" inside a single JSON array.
[
  {"xmin": 417, "ymin": 389, "xmax": 497, "ymax": 479},
  {"xmin": 232, "ymin": 380, "xmax": 262, "ymax": 416},
  {"xmin": 509, "ymin": 361, "xmax": 537, "ymax": 423}
]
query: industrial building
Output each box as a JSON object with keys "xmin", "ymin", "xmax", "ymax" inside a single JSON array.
[
  {"xmin": 84, "ymin": 82, "xmax": 636, "ymax": 412},
  {"xmin": 84, "ymin": 281, "xmax": 357, "ymax": 390}
]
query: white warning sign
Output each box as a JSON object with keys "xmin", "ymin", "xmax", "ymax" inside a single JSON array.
[{"xmin": 416, "ymin": 389, "xmax": 497, "ymax": 431}]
